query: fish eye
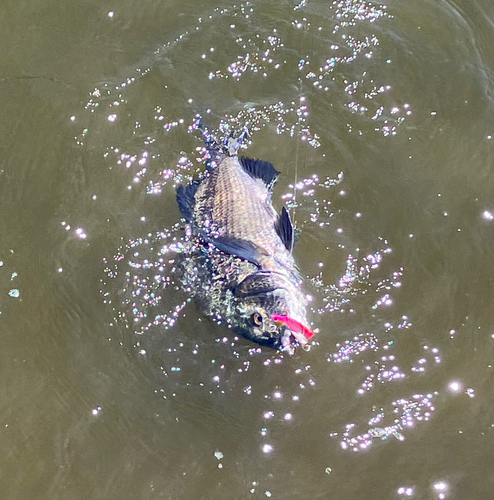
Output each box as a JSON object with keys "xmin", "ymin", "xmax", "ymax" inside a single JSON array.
[{"xmin": 252, "ymin": 312, "xmax": 263, "ymax": 326}]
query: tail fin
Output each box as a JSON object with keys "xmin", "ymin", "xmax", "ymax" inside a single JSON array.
[
  {"xmin": 194, "ymin": 118, "xmax": 223, "ymax": 168},
  {"xmin": 194, "ymin": 116, "xmax": 249, "ymax": 167},
  {"xmin": 225, "ymin": 126, "xmax": 249, "ymax": 156}
]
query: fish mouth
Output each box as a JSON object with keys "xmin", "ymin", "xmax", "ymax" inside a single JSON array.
[
  {"xmin": 271, "ymin": 314, "xmax": 315, "ymax": 353},
  {"xmin": 281, "ymin": 330, "xmax": 308, "ymax": 354}
]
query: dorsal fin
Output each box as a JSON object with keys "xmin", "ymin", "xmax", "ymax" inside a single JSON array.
[
  {"xmin": 275, "ymin": 206, "xmax": 294, "ymax": 252},
  {"xmin": 239, "ymin": 156, "xmax": 280, "ymax": 189},
  {"xmin": 176, "ymin": 181, "xmax": 200, "ymax": 221}
]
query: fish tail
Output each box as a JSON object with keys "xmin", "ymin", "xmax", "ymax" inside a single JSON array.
[
  {"xmin": 225, "ymin": 126, "xmax": 249, "ymax": 156},
  {"xmin": 194, "ymin": 116, "xmax": 250, "ymax": 167},
  {"xmin": 194, "ymin": 117, "xmax": 225, "ymax": 169}
]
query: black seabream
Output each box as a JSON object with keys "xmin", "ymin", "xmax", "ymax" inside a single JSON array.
[{"xmin": 176, "ymin": 127, "xmax": 314, "ymax": 353}]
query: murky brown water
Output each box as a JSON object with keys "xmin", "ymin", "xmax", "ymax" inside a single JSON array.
[{"xmin": 2, "ymin": 0, "xmax": 494, "ymax": 499}]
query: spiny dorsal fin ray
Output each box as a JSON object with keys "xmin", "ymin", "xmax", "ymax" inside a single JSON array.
[
  {"xmin": 239, "ymin": 156, "xmax": 280, "ymax": 190},
  {"xmin": 176, "ymin": 181, "xmax": 200, "ymax": 221},
  {"xmin": 275, "ymin": 206, "xmax": 294, "ymax": 252}
]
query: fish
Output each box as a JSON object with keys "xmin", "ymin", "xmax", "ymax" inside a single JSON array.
[{"xmin": 175, "ymin": 125, "xmax": 314, "ymax": 354}]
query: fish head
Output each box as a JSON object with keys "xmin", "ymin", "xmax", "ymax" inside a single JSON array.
[{"xmin": 230, "ymin": 273, "xmax": 315, "ymax": 353}]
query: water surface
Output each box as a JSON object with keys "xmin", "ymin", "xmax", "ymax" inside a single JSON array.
[{"xmin": 1, "ymin": 0, "xmax": 494, "ymax": 499}]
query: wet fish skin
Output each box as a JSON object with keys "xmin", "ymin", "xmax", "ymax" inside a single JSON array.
[
  {"xmin": 177, "ymin": 247, "xmax": 302, "ymax": 350},
  {"xmin": 176, "ymin": 131, "xmax": 312, "ymax": 353}
]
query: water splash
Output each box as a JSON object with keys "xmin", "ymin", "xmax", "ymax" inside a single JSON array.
[
  {"xmin": 83, "ymin": 3, "xmax": 444, "ymax": 495},
  {"xmin": 102, "ymin": 224, "xmax": 190, "ymax": 336},
  {"xmin": 337, "ymin": 392, "xmax": 437, "ymax": 452}
]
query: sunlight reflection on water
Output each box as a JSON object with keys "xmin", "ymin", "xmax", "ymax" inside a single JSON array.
[{"xmin": 78, "ymin": 0, "xmax": 478, "ymax": 496}]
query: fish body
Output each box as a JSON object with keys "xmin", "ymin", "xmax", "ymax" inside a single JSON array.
[{"xmin": 176, "ymin": 132, "xmax": 313, "ymax": 353}]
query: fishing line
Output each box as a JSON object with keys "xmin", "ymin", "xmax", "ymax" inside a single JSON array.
[
  {"xmin": 293, "ymin": 84, "xmax": 302, "ymax": 225},
  {"xmin": 293, "ymin": 22, "xmax": 315, "ymax": 227}
]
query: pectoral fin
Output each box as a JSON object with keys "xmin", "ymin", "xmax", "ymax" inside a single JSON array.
[{"xmin": 209, "ymin": 235, "xmax": 263, "ymax": 267}]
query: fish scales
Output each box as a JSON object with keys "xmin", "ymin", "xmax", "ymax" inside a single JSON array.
[{"xmin": 195, "ymin": 157, "xmax": 296, "ymax": 271}]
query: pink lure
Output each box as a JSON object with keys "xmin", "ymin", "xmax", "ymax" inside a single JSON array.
[{"xmin": 271, "ymin": 314, "xmax": 315, "ymax": 340}]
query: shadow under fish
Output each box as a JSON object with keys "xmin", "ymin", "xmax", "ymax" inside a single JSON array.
[{"xmin": 175, "ymin": 125, "xmax": 314, "ymax": 354}]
